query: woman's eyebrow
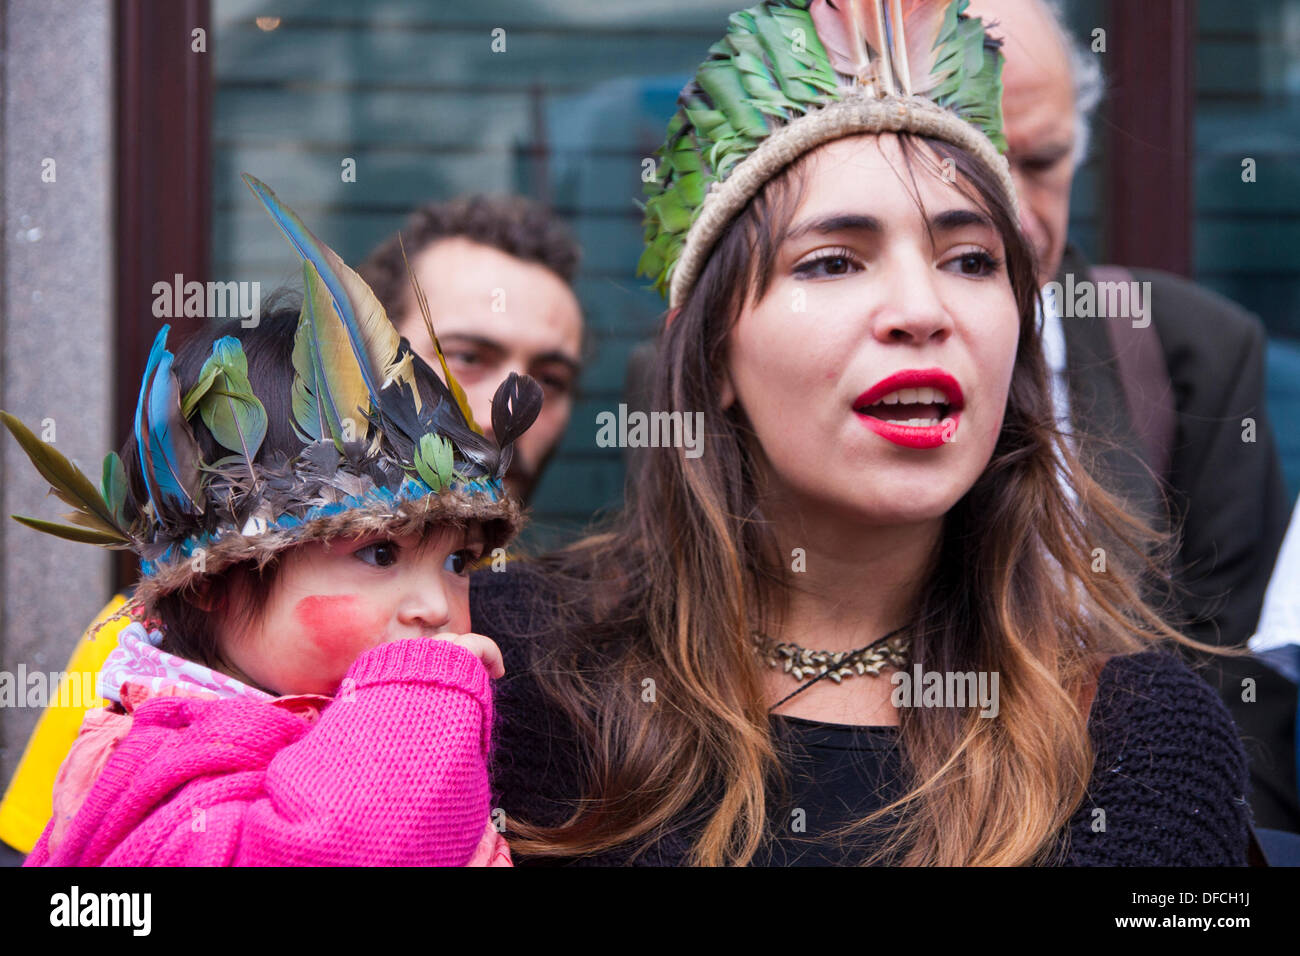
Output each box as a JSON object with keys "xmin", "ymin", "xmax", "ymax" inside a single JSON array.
[
  {"xmin": 785, "ymin": 213, "xmax": 883, "ymax": 241},
  {"xmin": 785, "ymin": 208, "xmax": 993, "ymax": 242},
  {"xmin": 930, "ymin": 208, "xmax": 995, "ymax": 233}
]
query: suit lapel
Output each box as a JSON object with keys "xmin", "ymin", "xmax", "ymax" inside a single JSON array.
[{"xmin": 1056, "ymin": 245, "xmax": 1165, "ymax": 532}]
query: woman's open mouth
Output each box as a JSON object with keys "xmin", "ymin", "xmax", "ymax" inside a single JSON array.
[{"xmin": 852, "ymin": 371, "xmax": 964, "ymax": 450}]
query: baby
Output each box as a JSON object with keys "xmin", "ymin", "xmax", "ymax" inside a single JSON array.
[{"xmin": 7, "ymin": 176, "xmax": 541, "ymax": 865}]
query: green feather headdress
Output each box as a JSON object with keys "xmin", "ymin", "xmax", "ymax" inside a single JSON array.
[
  {"xmin": 2, "ymin": 175, "xmax": 543, "ymax": 615},
  {"xmin": 637, "ymin": 0, "xmax": 1015, "ymax": 308}
]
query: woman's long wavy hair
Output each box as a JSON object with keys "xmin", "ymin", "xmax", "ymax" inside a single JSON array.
[{"xmin": 504, "ymin": 132, "xmax": 1237, "ymax": 866}]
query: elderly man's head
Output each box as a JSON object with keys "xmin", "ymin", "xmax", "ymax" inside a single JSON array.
[
  {"xmin": 361, "ymin": 196, "xmax": 585, "ymax": 504},
  {"xmin": 967, "ymin": 0, "xmax": 1103, "ymax": 284}
]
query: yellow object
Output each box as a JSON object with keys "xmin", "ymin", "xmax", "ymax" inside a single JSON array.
[{"xmin": 0, "ymin": 593, "xmax": 130, "ymax": 854}]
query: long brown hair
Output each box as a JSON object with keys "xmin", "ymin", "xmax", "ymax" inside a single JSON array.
[{"xmin": 503, "ymin": 132, "xmax": 1233, "ymax": 866}]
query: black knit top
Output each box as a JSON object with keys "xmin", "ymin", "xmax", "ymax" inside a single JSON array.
[{"xmin": 472, "ymin": 565, "xmax": 1253, "ymax": 866}]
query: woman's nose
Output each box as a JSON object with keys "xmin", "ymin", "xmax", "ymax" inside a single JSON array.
[{"xmin": 873, "ymin": 251, "xmax": 953, "ymax": 345}]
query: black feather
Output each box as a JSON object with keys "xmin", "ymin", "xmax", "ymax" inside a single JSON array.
[{"xmin": 491, "ymin": 373, "xmax": 544, "ymax": 451}]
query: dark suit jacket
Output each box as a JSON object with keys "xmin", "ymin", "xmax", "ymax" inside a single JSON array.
[{"xmin": 1056, "ymin": 243, "xmax": 1297, "ymax": 831}]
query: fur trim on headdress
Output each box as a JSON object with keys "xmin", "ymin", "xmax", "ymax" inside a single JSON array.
[{"xmin": 132, "ymin": 489, "xmax": 522, "ymax": 616}]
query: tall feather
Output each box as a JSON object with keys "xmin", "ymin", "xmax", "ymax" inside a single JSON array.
[
  {"xmin": 0, "ymin": 411, "xmax": 131, "ymax": 544},
  {"xmin": 397, "ymin": 234, "xmax": 482, "ymax": 435},
  {"xmin": 292, "ymin": 261, "xmax": 371, "ymax": 451},
  {"xmin": 810, "ymin": 0, "xmax": 949, "ymax": 96},
  {"xmin": 241, "ymin": 173, "xmax": 420, "ymax": 415},
  {"xmin": 133, "ymin": 326, "xmax": 204, "ymax": 521}
]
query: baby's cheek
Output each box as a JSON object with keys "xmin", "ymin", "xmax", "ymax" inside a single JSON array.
[
  {"xmin": 292, "ymin": 594, "xmax": 388, "ymax": 675},
  {"xmin": 448, "ymin": 590, "xmax": 473, "ymax": 633}
]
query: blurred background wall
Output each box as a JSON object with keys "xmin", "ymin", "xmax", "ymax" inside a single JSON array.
[{"xmin": 0, "ymin": 0, "xmax": 112, "ymax": 787}]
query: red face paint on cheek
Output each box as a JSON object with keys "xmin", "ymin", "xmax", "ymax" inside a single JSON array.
[{"xmin": 292, "ymin": 594, "xmax": 386, "ymax": 675}]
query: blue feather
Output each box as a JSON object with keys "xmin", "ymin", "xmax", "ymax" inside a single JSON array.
[
  {"xmin": 241, "ymin": 173, "xmax": 385, "ymax": 406},
  {"xmin": 134, "ymin": 327, "xmax": 170, "ymax": 515},
  {"xmin": 134, "ymin": 325, "xmax": 203, "ymax": 518}
]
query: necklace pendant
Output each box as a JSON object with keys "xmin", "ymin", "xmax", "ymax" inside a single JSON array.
[{"xmin": 752, "ymin": 629, "xmax": 911, "ymax": 685}]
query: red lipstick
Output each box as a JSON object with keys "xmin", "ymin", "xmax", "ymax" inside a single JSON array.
[{"xmin": 853, "ymin": 368, "xmax": 964, "ymax": 450}]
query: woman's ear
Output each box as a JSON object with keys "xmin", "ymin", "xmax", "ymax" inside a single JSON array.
[
  {"xmin": 718, "ymin": 365, "xmax": 736, "ymax": 411},
  {"xmin": 717, "ymin": 356, "xmax": 738, "ymax": 408}
]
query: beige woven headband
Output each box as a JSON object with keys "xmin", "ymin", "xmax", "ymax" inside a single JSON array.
[{"xmin": 667, "ymin": 93, "xmax": 1020, "ymax": 309}]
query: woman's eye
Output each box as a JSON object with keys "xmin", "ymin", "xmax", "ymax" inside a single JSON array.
[
  {"xmin": 450, "ymin": 351, "xmax": 480, "ymax": 366},
  {"xmin": 355, "ymin": 542, "xmax": 399, "ymax": 568},
  {"xmin": 444, "ymin": 549, "xmax": 479, "ymax": 576},
  {"xmin": 793, "ymin": 249, "xmax": 862, "ymax": 279}
]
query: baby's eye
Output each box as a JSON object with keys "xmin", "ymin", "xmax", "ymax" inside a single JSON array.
[
  {"xmin": 444, "ymin": 549, "xmax": 480, "ymax": 577},
  {"xmin": 355, "ymin": 541, "xmax": 400, "ymax": 568}
]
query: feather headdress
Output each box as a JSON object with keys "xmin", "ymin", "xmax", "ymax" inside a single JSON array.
[
  {"xmin": 638, "ymin": 0, "xmax": 1014, "ymax": 307},
  {"xmin": 2, "ymin": 174, "xmax": 543, "ymax": 614}
]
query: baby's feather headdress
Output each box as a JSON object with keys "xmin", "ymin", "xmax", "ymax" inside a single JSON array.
[
  {"xmin": 638, "ymin": 0, "xmax": 1016, "ymax": 308},
  {"xmin": 2, "ymin": 174, "xmax": 543, "ymax": 614}
]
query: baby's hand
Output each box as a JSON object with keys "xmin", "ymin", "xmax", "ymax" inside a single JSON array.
[{"xmin": 425, "ymin": 632, "xmax": 504, "ymax": 680}]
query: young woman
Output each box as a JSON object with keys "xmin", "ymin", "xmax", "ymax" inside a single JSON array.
[{"xmin": 472, "ymin": 0, "xmax": 1253, "ymax": 866}]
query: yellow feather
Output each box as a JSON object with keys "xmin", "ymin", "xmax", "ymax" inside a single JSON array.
[{"xmin": 397, "ymin": 235, "xmax": 483, "ymax": 436}]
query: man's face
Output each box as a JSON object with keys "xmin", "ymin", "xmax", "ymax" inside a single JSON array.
[
  {"xmin": 396, "ymin": 237, "xmax": 584, "ymax": 503},
  {"xmin": 968, "ymin": 0, "xmax": 1078, "ymax": 284}
]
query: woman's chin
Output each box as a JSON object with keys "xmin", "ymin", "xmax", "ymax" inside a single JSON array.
[{"xmin": 811, "ymin": 484, "xmax": 966, "ymax": 529}]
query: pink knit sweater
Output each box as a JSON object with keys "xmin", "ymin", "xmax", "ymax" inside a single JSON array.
[{"xmin": 25, "ymin": 637, "xmax": 507, "ymax": 866}]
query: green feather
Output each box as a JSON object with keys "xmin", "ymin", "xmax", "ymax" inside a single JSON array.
[
  {"xmin": 101, "ymin": 452, "xmax": 128, "ymax": 527},
  {"xmin": 290, "ymin": 324, "xmax": 324, "ymax": 443},
  {"xmin": 433, "ymin": 434, "xmax": 454, "ymax": 489},
  {"xmin": 181, "ymin": 364, "xmax": 219, "ymax": 419},
  {"xmin": 413, "ymin": 433, "xmax": 455, "ymax": 493},
  {"xmin": 294, "ymin": 260, "xmax": 371, "ymax": 451},
  {"xmin": 697, "ymin": 61, "xmax": 771, "ymax": 139},
  {"xmin": 0, "ymin": 410, "xmax": 128, "ymax": 543},
  {"xmin": 192, "ymin": 337, "xmax": 269, "ymax": 472},
  {"xmin": 12, "ymin": 515, "xmax": 129, "ymax": 546}
]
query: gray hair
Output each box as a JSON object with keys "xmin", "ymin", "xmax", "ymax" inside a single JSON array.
[{"xmin": 1040, "ymin": 0, "xmax": 1105, "ymax": 169}]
